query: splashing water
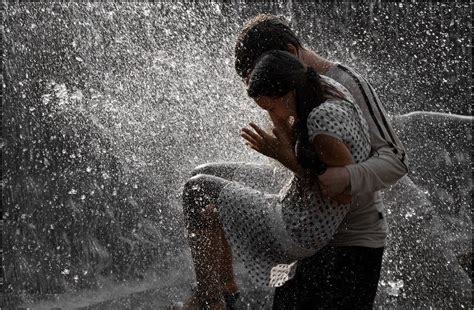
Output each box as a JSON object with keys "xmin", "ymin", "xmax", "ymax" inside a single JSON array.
[{"xmin": 3, "ymin": 2, "xmax": 471, "ymax": 309}]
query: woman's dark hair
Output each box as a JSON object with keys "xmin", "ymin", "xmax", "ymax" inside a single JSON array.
[
  {"xmin": 247, "ymin": 50, "xmax": 341, "ymax": 173},
  {"xmin": 235, "ymin": 14, "xmax": 302, "ymax": 80}
]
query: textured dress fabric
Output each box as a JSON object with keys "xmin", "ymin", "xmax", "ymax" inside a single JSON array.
[{"xmin": 217, "ymin": 78, "xmax": 371, "ymax": 287}]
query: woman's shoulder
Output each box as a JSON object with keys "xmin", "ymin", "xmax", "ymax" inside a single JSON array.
[
  {"xmin": 306, "ymin": 100, "xmax": 350, "ymax": 144},
  {"xmin": 308, "ymin": 99, "xmax": 353, "ymax": 121}
]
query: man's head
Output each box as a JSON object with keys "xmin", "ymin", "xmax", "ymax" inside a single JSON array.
[{"xmin": 234, "ymin": 14, "xmax": 303, "ymax": 82}]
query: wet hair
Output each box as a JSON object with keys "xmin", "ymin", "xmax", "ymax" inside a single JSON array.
[
  {"xmin": 247, "ymin": 50, "xmax": 342, "ymax": 172},
  {"xmin": 234, "ymin": 14, "xmax": 302, "ymax": 80}
]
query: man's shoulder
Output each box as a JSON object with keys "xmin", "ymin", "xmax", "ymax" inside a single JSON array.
[
  {"xmin": 326, "ymin": 63, "xmax": 361, "ymax": 80},
  {"xmin": 325, "ymin": 63, "xmax": 375, "ymax": 97}
]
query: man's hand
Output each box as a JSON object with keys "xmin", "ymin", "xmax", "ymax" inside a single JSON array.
[{"xmin": 318, "ymin": 166, "xmax": 351, "ymax": 198}]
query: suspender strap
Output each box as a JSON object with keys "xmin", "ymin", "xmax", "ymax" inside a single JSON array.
[
  {"xmin": 337, "ymin": 64, "xmax": 407, "ymax": 163},
  {"xmin": 337, "ymin": 64, "xmax": 389, "ymax": 143}
]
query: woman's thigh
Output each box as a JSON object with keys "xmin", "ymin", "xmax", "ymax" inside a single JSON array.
[
  {"xmin": 191, "ymin": 161, "xmax": 289, "ymax": 193},
  {"xmin": 182, "ymin": 174, "xmax": 232, "ymax": 230},
  {"xmin": 191, "ymin": 162, "xmax": 246, "ymax": 179}
]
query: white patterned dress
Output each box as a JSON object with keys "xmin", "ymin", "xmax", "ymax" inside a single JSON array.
[{"xmin": 217, "ymin": 77, "xmax": 371, "ymax": 287}]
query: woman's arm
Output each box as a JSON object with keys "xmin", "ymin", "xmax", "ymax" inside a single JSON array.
[
  {"xmin": 241, "ymin": 123, "xmax": 353, "ymax": 204},
  {"xmin": 311, "ymin": 134, "xmax": 354, "ymax": 204},
  {"xmin": 274, "ymin": 133, "xmax": 354, "ymax": 204}
]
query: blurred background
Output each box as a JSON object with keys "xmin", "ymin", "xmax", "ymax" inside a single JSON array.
[{"xmin": 2, "ymin": 2, "xmax": 471, "ymax": 308}]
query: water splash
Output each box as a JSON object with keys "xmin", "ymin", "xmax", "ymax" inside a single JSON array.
[{"xmin": 3, "ymin": 2, "xmax": 470, "ymax": 309}]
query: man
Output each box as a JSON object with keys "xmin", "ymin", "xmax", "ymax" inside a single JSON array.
[{"xmin": 234, "ymin": 14, "xmax": 408, "ymax": 308}]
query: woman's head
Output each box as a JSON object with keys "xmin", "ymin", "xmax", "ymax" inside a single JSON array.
[
  {"xmin": 247, "ymin": 50, "xmax": 307, "ymax": 98},
  {"xmin": 247, "ymin": 50, "xmax": 325, "ymax": 127},
  {"xmin": 246, "ymin": 50, "xmax": 328, "ymax": 170}
]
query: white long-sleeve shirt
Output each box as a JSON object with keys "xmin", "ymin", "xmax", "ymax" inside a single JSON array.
[
  {"xmin": 321, "ymin": 63, "xmax": 408, "ymax": 248},
  {"xmin": 325, "ymin": 63, "xmax": 409, "ymax": 195}
]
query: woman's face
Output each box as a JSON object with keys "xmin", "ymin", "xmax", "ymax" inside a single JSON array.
[{"xmin": 254, "ymin": 91, "xmax": 297, "ymax": 125}]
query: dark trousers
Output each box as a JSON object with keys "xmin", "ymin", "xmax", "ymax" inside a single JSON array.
[{"xmin": 273, "ymin": 246, "xmax": 384, "ymax": 310}]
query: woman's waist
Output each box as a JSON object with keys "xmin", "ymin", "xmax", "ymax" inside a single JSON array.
[{"xmin": 280, "ymin": 182, "xmax": 386, "ymax": 231}]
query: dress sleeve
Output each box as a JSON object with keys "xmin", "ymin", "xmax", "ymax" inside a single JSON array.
[{"xmin": 307, "ymin": 101, "xmax": 349, "ymax": 143}]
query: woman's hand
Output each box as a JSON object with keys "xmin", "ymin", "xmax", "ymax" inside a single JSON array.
[
  {"xmin": 268, "ymin": 112, "xmax": 297, "ymax": 146},
  {"xmin": 312, "ymin": 134, "xmax": 354, "ymax": 204},
  {"xmin": 240, "ymin": 122, "xmax": 294, "ymax": 162}
]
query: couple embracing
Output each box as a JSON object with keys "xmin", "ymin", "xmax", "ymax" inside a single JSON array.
[{"xmin": 178, "ymin": 14, "xmax": 408, "ymax": 309}]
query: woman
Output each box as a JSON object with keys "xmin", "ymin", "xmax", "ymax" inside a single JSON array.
[{"xmin": 178, "ymin": 50, "xmax": 373, "ymax": 309}]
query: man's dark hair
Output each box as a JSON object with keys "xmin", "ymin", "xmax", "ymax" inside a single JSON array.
[{"xmin": 234, "ymin": 14, "xmax": 302, "ymax": 80}]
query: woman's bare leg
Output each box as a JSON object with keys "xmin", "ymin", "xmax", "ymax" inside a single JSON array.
[
  {"xmin": 190, "ymin": 162, "xmax": 242, "ymax": 179},
  {"xmin": 215, "ymin": 222, "xmax": 238, "ymax": 295},
  {"xmin": 191, "ymin": 162, "xmax": 283, "ymax": 294},
  {"xmin": 189, "ymin": 162, "xmax": 278, "ymax": 294},
  {"xmin": 182, "ymin": 174, "xmax": 234, "ymax": 309},
  {"xmin": 185, "ymin": 225, "xmax": 225, "ymax": 309}
]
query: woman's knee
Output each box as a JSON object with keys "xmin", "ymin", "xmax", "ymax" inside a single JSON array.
[
  {"xmin": 190, "ymin": 162, "xmax": 240, "ymax": 178},
  {"xmin": 191, "ymin": 163, "xmax": 219, "ymax": 177},
  {"xmin": 182, "ymin": 174, "xmax": 221, "ymax": 229},
  {"xmin": 183, "ymin": 174, "xmax": 207, "ymax": 206},
  {"xmin": 183, "ymin": 174, "xmax": 226, "ymax": 203}
]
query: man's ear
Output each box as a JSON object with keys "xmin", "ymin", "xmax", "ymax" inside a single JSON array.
[{"xmin": 287, "ymin": 44, "xmax": 298, "ymax": 55}]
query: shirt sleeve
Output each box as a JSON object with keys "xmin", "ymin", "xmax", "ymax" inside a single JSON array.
[
  {"xmin": 307, "ymin": 102, "xmax": 348, "ymax": 143},
  {"xmin": 326, "ymin": 65, "xmax": 409, "ymax": 195},
  {"xmin": 346, "ymin": 145, "xmax": 409, "ymax": 195}
]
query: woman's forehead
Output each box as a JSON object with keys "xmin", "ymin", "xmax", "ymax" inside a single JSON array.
[{"xmin": 255, "ymin": 96, "xmax": 284, "ymax": 110}]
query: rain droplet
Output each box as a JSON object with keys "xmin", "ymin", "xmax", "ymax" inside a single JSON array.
[{"xmin": 387, "ymin": 279, "xmax": 404, "ymax": 297}]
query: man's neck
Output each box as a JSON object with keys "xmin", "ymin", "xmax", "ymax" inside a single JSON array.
[{"xmin": 299, "ymin": 48, "xmax": 334, "ymax": 75}]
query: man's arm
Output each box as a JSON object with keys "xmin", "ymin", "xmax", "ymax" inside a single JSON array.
[
  {"xmin": 321, "ymin": 63, "xmax": 409, "ymax": 197},
  {"xmin": 318, "ymin": 145, "xmax": 408, "ymax": 197},
  {"xmin": 345, "ymin": 145, "xmax": 408, "ymax": 196}
]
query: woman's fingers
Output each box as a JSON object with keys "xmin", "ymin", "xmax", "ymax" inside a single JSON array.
[
  {"xmin": 272, "ymin": 127, "xmax": 279, "ymax": 136},
  {"xmin": 241, "ymin": 127, "xmax": 261, "ymax": 141},
  {"xmin": 245, "ymin": 142, "xmax": 260, "ymax": 152},
  {"xmin": 272, "ymin": 128, "xmax": 286, "ymax": 144},
  {"xmin": 249, "ymin": 122, "xmax": 269, "ymax": 138},
  {"xmin": 241, "ymin": 123, "xmax": 280, "ymax": 157},
  {"xmin": 245, "ymin": 142, "xmax": 261, "ymax": 153},
  {"xmin": 240, "ymin": 131, "xmax": 259, "ymax": 146}
]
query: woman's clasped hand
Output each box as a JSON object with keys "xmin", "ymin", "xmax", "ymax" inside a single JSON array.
[{"xmin": 240, "ymin": 122, "xmax": 295, "ymax": 163}]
